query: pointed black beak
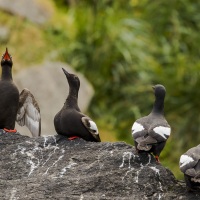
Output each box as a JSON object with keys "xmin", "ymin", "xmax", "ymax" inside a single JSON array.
[{"xmin": 62, "ymin": 68, "xmax": 70, "ymax": 77}]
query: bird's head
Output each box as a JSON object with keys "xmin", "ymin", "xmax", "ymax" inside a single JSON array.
[
  {"xmin": 152, "ymin": 84, "xmax": 166, "ymax": 98},
  {"xmin": 1, "ymin": 48, "xmax": 13, "ymax": 67},
  {"xmin": 62, "ymin": 68, "xmax": 80, "ymax": 89}
]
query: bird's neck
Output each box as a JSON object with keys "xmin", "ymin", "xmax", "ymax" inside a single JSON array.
[
  {"xmin": 152, "ymin": 97, "xmax": 164, "ymax": 114},
  {"xmin": 65, "ymin": 88, "xmax": 80, "ymax": 111},
  {"xmin": 1, "ymin": 66, "xmax": 12, "ymax": 80}
]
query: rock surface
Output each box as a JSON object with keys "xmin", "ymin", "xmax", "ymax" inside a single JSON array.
[
  {"xmin": 14, "ymin": 62, "xmax": 94, "ymax": 136},
  {"xmin": 0, "ymin": 0, "xmax": 53, "ymax": 24},
  {"xmin": 0, "ymin": 132, "xmax": 199, "ymax": 199}
]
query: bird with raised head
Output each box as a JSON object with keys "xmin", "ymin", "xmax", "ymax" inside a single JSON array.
[
  {"xmin": 0, "ymin": 48, "xmax": 41, "ymax": 137},
  {"xmin": 131, "ymin": 84, "xmax": 171, "ymax": 163},
  {"xmin": 54, "ymin": 68, "xmax": 101, "ymax": 142}
]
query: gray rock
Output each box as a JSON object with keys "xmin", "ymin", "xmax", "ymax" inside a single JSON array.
[
  {"xmin": 14, "ymin": 62, "xmax": 94, "ymax": 136},
  {"xmin": 0, "ymin": 0, "xmax": 53, "ymax": 24},
  {"xmin": 0, "ymin": 132, "xmax": 198, "ymax": 199},
  {"xmin": 0, "ymin": 26, "xmax": 9, "ymax": 42}
]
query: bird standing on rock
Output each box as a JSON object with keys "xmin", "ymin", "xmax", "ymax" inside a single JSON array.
[
  {"xmin": 131, "ymin": 84, "xmax": 171, "ymax": 163},
  {"xmin": 0, "ymin": 48, "xmax": 41, "ymax": 137},
  {"xmin": 54, "ymin": 68, "xmax": 101, "ymax": 142},
  {"xmin": 180, "ymin": 145, "xmax": 200, "ymax": 192}
]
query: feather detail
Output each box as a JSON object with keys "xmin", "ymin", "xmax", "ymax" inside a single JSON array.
[
  {"xmin": 81, "ymin": 116, "xmax": 100, "ymax": 141},
  {"xmin": 16, "ymin": 88, "xmax": 41, "ymax": 137},
  {"xmin": 180, "ymin": 155, "xmax": 194, "ymax": 168},
  {"xmin": 153, "ymin": 126, "xmax": 171, "ymax": 140},
  {"xmin": 132, "ymin": 122, "xmax": 145, "ymax": 136}
]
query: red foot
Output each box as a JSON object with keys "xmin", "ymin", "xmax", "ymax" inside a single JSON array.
[
  {"xmin": 68, "ymin": 136, "xmax": 80, "ymax": 140},
  {"xmin": 3, "ymin": 128, "xmax": 17, "ymax": 133},
  {"xmin": 155, "ymin": 155, "xmax": 160, "ymax": 163}
]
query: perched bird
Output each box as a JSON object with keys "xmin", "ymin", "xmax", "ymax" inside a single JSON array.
[
  {"xmin": 131, "ymin": 84, "xmax": 171, "ymax": 163},
  {"xmin": 0, "ymin": 48, "xmax": 19, "ymax": 133},
  {"xmin": 180, "ymin": 145, "xmax": 200, "ymax": 192},
  {"xmin": 54, "ymin": 68, "xmax": 101, "ymax": 142},
  {"xmin": 0, "ymin": 48, "xmax": 41, "ymax": 137}
]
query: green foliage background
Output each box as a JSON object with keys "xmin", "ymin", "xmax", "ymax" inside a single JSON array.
[{"xmin": 1, "ymin": 0, "xmax": 200, "ymax": 179}]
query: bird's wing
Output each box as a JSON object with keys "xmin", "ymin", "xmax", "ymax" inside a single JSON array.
[
  {"xmin": 131, "ymin": 122, "xmax": 148, "ymax": 139},
  {"xmin": 180, "ymin": 154, "xmax": 198, "ymax": 174},
  {"xmin": 136, "ymin": 136, "xmax": 157, "ymax": 145},
  {"xmin": 148, "ymin": 125, "xmax": 171, "ymax": 142},
  {"xmin": 180, "ymin": 145, "xmax": 200, "ymax": 176},
  {"xmin": 16, "ymin": 88, "xmax": 41, "ymax": 137},
  {"xmin": 135, "ymin": 136, "xmax": 156, "ymax": 151},
  {"xmin": 81, "ymin": 116, "xmax": 101, "ymax": 142},
  {"xmin": 132, "ymin": 121, "xmax": 155, "ymax": 150},
  {"xmin": 132, "ymin": 120, "xmax": 171, "ymax": 151}
]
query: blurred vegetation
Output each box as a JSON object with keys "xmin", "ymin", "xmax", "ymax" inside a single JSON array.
[{"xmin": 1, "ymin": 0, "xmax": 200, "ymax": 179}]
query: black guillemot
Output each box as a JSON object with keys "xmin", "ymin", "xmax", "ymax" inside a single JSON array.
[
  {"xmin": 54, "ymin": 68, "xmax": 101, "ymax": 142},
  {"xmin": 131, "ymin": 84, "xmax": 171, "ymax": 163},
  {"xmin": 0, "ymin": 48, "xmax": 41, "ymax": 137}
]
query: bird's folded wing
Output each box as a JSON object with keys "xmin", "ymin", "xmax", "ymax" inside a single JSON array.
[
  {"xmin": 135, "ymin": 136, "xmax": 157, "ymax": 151},
  {"xmin": 149, "ymin": 126, "xmax": 171, "ymax": 142},
  {"xmin": 81, "ymin": 116, "xmax": 101, "ymax": 142},
  {"xmin": 189, "ymin": 145, "xmax": 200, "ymax": 161},
  {"xmin": 136, "ymin": 136, "xmax": 157, "ymax": 145},
  {"xmin": 188, "ymin": 160, "xmax": 200, "ymax": 183},
  {"xmin": 179, "ymin": 154, "xmax": 198, "ymax": 174},
  {"xmin": 135, "ymin": 137, "xmax": 152, "ymax": 151},
  {"xmin": 16, "ymin": 89, "xmax": 41, "ymax": 137},
  {"xmin": 185, "ymin": 168, "xmax": 197, "ymax": 177},
  {"xmin": 132, "ymin": 122, "xmax": 148, "ymax": 139}
]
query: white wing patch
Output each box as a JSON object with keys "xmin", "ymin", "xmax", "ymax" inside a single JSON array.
[
  {"xmin": 81, "ymin": 116, "xmax": 100, "ymax": 141},
  {"xmin": 153, "ymin": 126, "xmax": 171, "ymax": 139},
  {"xmin": 132, "ymin": 122, "xmax": 144, "ymax": 135},
  {"xmin": 180, "ymin": 155, "xmax": 194, "ymax": 168},
  {"xmin": 89, "ymin": 120, "xmax": 99, "ymax": 135}
]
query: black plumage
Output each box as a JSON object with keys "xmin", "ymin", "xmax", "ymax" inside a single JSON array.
[
  {"xmin": 0, "ymin": 48, "xmax": 19, "ymax": 131},
  {"xmin": 0, "ymin": 48, "xmax": 41, "ymax": 137},
  {"xmin": 131, "ymin": 84, "xmax": 171, "ymax": 162},
  {"xmin": 54, "ymin": 68, "xmax": 101, "ymax": 142}
]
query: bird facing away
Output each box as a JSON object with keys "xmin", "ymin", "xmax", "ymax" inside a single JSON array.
[
  {"xmin": 0, "ymin": 48, "xmax": 41, "ymax": 137},
  {"xmin": 54, "ymin": 68, "xmax": 101, "ymax": 142},
  {"xmin": 180, "ymin": 145, "xmax": 200, "ymax": 192},
  {"xmin": 131, "ymin": 84, "xmax": 171, "ymax": 163}
]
